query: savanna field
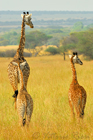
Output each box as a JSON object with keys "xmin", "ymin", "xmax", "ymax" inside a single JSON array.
[{"xmin": 0, "ymin": 55, "xmax": 93, "ymax": 140}]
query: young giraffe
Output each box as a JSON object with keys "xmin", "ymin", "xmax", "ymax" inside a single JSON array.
[
  {"xmin": 7, "ymin": 12, "xmax": 34, "ymax": 108},
  {"xmin": 68, "ymin": 52, "xmax": 87, "ymax": 121},
  {"xmin": 12, "ymin": 60, "xmax": 33, "ymax": 127}
]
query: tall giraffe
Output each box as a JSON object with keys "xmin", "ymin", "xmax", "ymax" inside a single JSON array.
[
  {"xmin": 12, "ymin": 61, "xmax": 33, "ymax": 127},
  {"xmin": 68, "ymin": 52, "xmax": 87, "ymax": 121},
  {"xmin": 7, "ymin": 12, "xmax": 34, "ymax": 108}
]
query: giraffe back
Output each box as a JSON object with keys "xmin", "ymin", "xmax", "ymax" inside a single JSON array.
[{"xmin": 7, "ymin": 59, "xmax": 30, "ymax": 91}]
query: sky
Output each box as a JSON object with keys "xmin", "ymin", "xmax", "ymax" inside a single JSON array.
[{"xmin": 1, "ymin": 0, "xmax": 93, "ymax": 11}]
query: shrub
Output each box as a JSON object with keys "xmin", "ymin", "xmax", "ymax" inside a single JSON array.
[{"xmin": 45, "ymin": 47, "xmax": 59, "ymax": 55}]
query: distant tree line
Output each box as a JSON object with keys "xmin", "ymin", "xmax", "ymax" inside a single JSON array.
[
  {"xmin": 44, "ymin": 22, "xmax": 93, "ymax": 60},
  {"xmin": 0, "ymin": 18, "xmax": 93, "ymax": 27},
  {"xmin": 1, "ymin": 22, "xmax": 93, "ymax": 59},
  {"xmin": 1, "ymin": 11, "xmax": 93, "ymax": 15}
]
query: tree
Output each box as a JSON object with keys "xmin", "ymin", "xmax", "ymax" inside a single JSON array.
[
  {"xmin": 25, "ymin": 31, "xmax": 52, "ymax": 49},
  {"xmin": 76, "ymin": 30, "xmax": 93, "ymax": 59},
  {"xmin": 3, "ymin": 31, "xmax": 19, "ymax": 45},
  {"xmin": 0, "ymin": 37, "xmax": 9, "ymax": 46},
  {"xmin": 71, "ymin": 21, "xmax": 84, "ymax": 32},
  {"xmin": 12, "ymin": 31, "xmax": 17, "ymax": 36},
  {"xmin": 59, "ymin": 29, "xmax": 93, "ymax": 59}
]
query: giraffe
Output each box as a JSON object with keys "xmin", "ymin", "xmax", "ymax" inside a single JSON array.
[
  {"xmin": 12, "ymin": 60, "xmax": 33, "ymax": 127},
  {"xmin": 7, "ymin": 12, "xmax": 34, "ymax": 109},
  {"xmin": 68, "ymin": 52, "xmax": 87, "ymax": 121}
]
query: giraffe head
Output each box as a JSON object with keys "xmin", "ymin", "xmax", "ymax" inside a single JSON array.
[
  {"xmin": 69, "ymin": 52, "xmax": 83, "ymax": 65},
  {"xmin": 21, "ymin": 12, "xmax": 34, "ymax": 28}
]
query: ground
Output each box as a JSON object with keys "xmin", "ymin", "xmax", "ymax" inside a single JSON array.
[{"xmin": 0, "ymin": 55, "xmax": 93, "ymax": 140}]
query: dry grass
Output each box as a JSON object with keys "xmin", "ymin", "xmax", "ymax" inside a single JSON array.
[
  {"xmin": 0, "ymin": 45, "xmax": 29, "ymax": 53},
  {"xmin": 0, "ymin": 55, "xmax": 93, "ymax": 140},
  {"xmin": 0, "ymin": 45, "xmax": 18, "ymax": 51}
]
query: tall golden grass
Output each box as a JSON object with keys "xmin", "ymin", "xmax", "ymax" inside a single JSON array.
[
  {"xmin": 0, "ymin": 45, "xmax": 29, "ymax": 53},
  {"xmin": 0, "ymin": 55, "xmax": 93, "ymax": 140}
]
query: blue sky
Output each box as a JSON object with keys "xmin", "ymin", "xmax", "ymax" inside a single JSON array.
[{"xmin": 1, "ymin": 0, "xmax": 93, "ymax": 11}]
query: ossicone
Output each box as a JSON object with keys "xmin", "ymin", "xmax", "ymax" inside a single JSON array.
[
  {"xmin": 23, "ymin": 12, "xmax": 26, "ymax": 14},
  {"xmin": 73, "ymin": 52, "xmax": 78, "ymax": 55}
]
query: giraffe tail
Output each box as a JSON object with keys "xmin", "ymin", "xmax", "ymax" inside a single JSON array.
[
  {"xmin": 80, "ymin": 109, "xmax": 84, "ymax": 119},
  {"xmin": 23, "ymin": 118, "xmax": 26, "ymax": 126}
]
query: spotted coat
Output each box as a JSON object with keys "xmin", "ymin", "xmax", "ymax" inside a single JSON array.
[
  {"xmin": 68, "ymin": 53, "xmax": 87, "ymax": 120},
  {"xmin": 13, "ymin": 61, "xmax": 33, "ymax": 127},
  {"xmin": 7, "ymin": 13, "xmax": 33, "ymax": 108}
]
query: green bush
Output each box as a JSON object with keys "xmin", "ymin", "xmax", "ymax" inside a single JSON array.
[{"xmin": 45, "ymin": 47, "xmax": 59, "ymax": 55}]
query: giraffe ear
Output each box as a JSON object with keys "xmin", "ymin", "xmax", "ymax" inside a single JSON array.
[
  {"xmin": 12, "ymin": 62, "xmax": 18, "ymax": 66},
  {"xmin": 29, "ymin": 14, "xmax": 32, "ymax": 17},
  {"xmin": 73, "ymin": 52, "xmax": 75, "ymax": 55},
  {"xmin": 20, "ymin": 61, "xmax": 26, "ymax": 70},
  {"xmin": 73, "ymin": 55, "xmax": 77, "ymax": 60},
  {"xmin": 69, "ymin": 55, "xmax": 72, "ymax": 59},
  {"xmin": 20, "ymin": 61, "xmax": 26, "ymax": 67},
  {"xmin": 21, "ymin": 14, "xmax": 23, "ymax": 18}
]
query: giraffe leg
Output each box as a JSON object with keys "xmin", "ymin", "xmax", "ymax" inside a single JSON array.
[
  {"xmin": 8, "ymin": 65, "xmax": 18, "ymax": 109},
  {"xmin": 26, "ymin": 110, "xmax": 33, "ymax": 127},
  {"xmin": 77, "ymin": 97, "xmax": 85, "ymax": 119},
  {"xmin": 18, "ymin": 116, "xmax": 24, "ymax": 127},
  {"xmin": 74, "ymin": 104, "xmax": 81, "ymax": 123},
  {"xmin": 26, "ymin": 99, "xmax": 33, "ymax": 127},
  {"xmin": 26, "ymin": 115, "xmax": 31, "ymax": 127},
  {"xmin": 17, "ymin": 103, "xmax": 25, "ymax": 127},
  {"xmin": 11, "ymin": 76, "xmax": 18, "ymax": 110},
  {"xmin": 8, "ymin": 63, "xmax": 18, "ymax": 91},
  {"xmin": 12, "ymin": 90, "xmax": 18, "ymax": 109},
  {"xmin": 69, "ymin": 100, "xmax": 75, "ymax": 119}
]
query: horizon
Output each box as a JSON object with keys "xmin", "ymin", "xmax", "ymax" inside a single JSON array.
[
  {"xmin": 1, "ymin": 0, "xmax": 93, "ymax": 11},
  {"xmin": 0, "ymin": 10, "xmax": 93, "ymax": 12}
]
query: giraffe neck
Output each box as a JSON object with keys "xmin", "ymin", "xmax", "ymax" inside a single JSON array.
[
  {"xmin": 70, "ymin": 57, "xmax": 78, "ymax": 83},
  {"xmin": 18, "ymin": 64, "xmax": 25, "ymax": 90},
  {"xmin": 19, "ymin": 15, "xmax": 25, "ymax": 51},
  {"xmin": 14, "ymin": 16, "xmax": 25, "ymax": 59},
  {"xmin": 19, "ymin": 15, "xmax": 25, "ymax": 53}
]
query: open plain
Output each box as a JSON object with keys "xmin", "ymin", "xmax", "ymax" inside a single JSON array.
[{"xmin": 0, "ymin": 55, "xmax": 93, "ymax": 140}]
